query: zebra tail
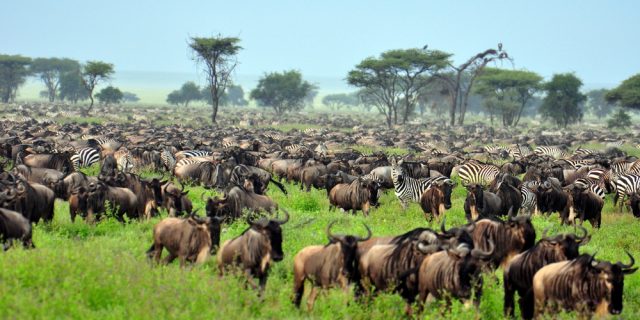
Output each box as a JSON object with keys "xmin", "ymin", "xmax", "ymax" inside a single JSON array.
[{"xmin": 270, "ymin": 178, "xmax": 288, "ymax": 195}]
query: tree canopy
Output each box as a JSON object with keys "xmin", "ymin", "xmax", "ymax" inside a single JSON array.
[
  {"xmin": 322, "ymin": 93, "xmax": 360, "ymax": 111},
  {"xmin": 539, "ymin": 73, "xmax": 586, "ymax": 128},
  {"xmin": 81, "ymin": 61, "xmax": 114, "ymax": 114},
  {"xmin": 347, "ymin": 48, "xmax": 450, "ymax": 127},
  {"xmin": 189, "ymin": 35, "xmax": 242, "ymax": 123},
  {"xmin": 95, "ymin": 86, "xmax": 123, "ymax": 105},
  {"xmin": 30, "ymin": 57, "xmax": 79, "ymax": 102},
  {"xmin": 59, "ymin": 69, "xmax": 88, "ymax": 104},
  {"xmin": 169, "ymin": 81, "xmax": 202, "ymax": 108},
  {"xmin": 0, "ymin": 54, "xmax": 31, "ymax": 103},
  {"xmin": 250, "ymin": 70, "xmax": 315, "ymax": 115},
  {"xmin": 220, "ymin": 84, "xmax": 248, "ymax": 106},
  {"xmin": 586, "ymin": 89, "xmax": 615, "ymax": 117},
  {"xmin": 474, "ymin": 68, "xmax": 542, "ymax": 127},
  {"xmin": 606, "ymin": 73, "xmax": 640, "ymax": 110}
]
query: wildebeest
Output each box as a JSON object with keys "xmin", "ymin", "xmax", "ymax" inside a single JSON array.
[
  {"xmin": 21, "ymin": 152, "xmax": 74, "ymax": 174},
  {"xmin": 416, "ymin": 241, "xmax": 494, "ymax": 311},
  {"xmin": 329, "ymin": 178, "xmax": 380, "ymax": 216},
  {"xmin": 357, "ymin": 227, "xmax": 445, "ymax": 312},
  {"xmin": 0, "ymin": 207, "xmax": 34, "ymax": 250},
  {"xmin": 146, "ymin": 213, "xmax": 222, "ymax": 267},
  {"xmin": 217, "ymin": 210, "xmax": 289, "ymax": 294},
  {"xmin": 161, "ymin": 181, "xmax": 192, "ymax": 217},
  {"xmin": 174, "ymin": 161, "xmax": 223, "ymax": 187},
  {"xmin": 225, "ymin": 184, "xmax": 278, "ymax": 220},
  {"xmin": 536, "ymin": 178, "xmax": 570, "ymax": 216},
  {"xmin": 471, "ymin": 215, "xmax": 536, "ymax": 269},
  {"xmin": 0, "ymin": 173, "xmax": 56, "ymax": 224},
  {"xmin": 503, "ymin": 226, "xmax": 590, "ymax": 319},
  {"xmin": 533, "ymin": 252, "xmax": 637, "ymax": 317},
  {"xmin": 419, "ymin": 179, "xmax": 455, "ymax": 220},
  {"xmin": 293, "ymin": 221, "xmax": 372, "ymax": 310},
  {"xmin": 629, "ymin": 191, "xmax": 640, "ymax": 218},
  {"xmin": 78, "ymin": 180, "xmax": 139, "ymax": 222},
  {"xmin": 563, "ymin": 182, "xmax": 604, "ymax": 228},
  {"xmin": 464, "ymin": 184, "xmax": 502, "ymax": 221}
]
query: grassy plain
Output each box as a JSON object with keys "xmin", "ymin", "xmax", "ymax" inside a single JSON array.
[{"xmin": 1, "ymin": 169, "xmax": 639, "ymax": 319}]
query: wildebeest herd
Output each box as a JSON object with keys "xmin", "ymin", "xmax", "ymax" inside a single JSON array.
[{"xmin": 1, "ymin": 104, "xmax": 639, "ymax": 318}]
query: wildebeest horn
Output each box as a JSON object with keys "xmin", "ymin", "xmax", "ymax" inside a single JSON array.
[
  {"xmin": 355, "ymin": 223, "xmax": 372, "ymax": 242},
  {"xmin": 575, "ymin": 225, "xmax": 589, "ymax": 243},
  {"xmin": 326, "ymin": 220, "xmax": 341, "ymax": 242},
  {"xmin": 417, "ymin": 242, "xmax": 440, "ymax": 255},
  {"xmin": 275, "ymin": 209, "xmax": 289, "ymax": 225},
  {"xmin": 618, "ymin": 250, "xmax": 636, "ymax": 270},
  {"xmin": 471, "ymin": 240, "xmax": 495, "ymax": 259}
]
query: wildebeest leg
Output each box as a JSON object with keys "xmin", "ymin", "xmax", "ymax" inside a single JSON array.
[
  {"xmin": 520, "ymin": 288, "xmax": 535, "ymax": 320},
  {"xmin": 163, "ymin": 252, "xmax": 177, "ymax": 265},
  {"xmin": 503, "ymin": 280, "xmax": 515, "ymax": 317},
  {"xmin": 307, "ymin": 286, "xmax": 319, "ymax": 312}
]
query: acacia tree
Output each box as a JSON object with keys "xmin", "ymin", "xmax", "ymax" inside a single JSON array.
[
  {"xmin": 30, "ymin": 58, "xmax": 79, "ymax": 102},
  {"xmin": 606, "ymin": 73, "xmax": 640, "ymax": 110},
  {"xmin": 586, "ymin": 89, "xmax": 615, "ymax": 117},
  {"xmin": 95, "ymin": 86, "xmax": 123, "ymax": 105},
  {"xmin": 434, "ymin": 45, "xmax": 512, "ymax": 126},
  {"xmin": 539, "ymin": 73, "xmax": 586, "ymax": 128},
  {"xmin": 81, "ymin": 61, "xmax": 114, "ymax": 114},
  {"xmin": 59, "ymin": 68, "xmax": 88, "ymax": 104},
  {"xmin": 474, "ymin": 68, "xmax": 542, "ymax": 127},
  {"xmin": 322, "ymin": 93, "xmax": 360, "ymax": 110},
  {"xmin": 250, "ymin": 70, "xmax": 315, "ymax": 115},
  {"xmin": 189, "ymin": 35, "xmax": 242, "ymax": 124},
  {"xmin": 0, "ymin": 54, "xmax": 31, "ymax": 103},
  {"xmin": 347, "ymin": 48, "xmax": 450, "ymax": 128}
]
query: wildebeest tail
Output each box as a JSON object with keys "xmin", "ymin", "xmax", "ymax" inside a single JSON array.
[{"xmin": 270, "ymin": 178, "xmax": 288, "ymax": 194}]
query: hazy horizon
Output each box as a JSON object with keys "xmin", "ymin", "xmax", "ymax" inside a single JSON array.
[{"xmin": 5, "ymin": 0, "xmax": 640, "ymax": 104}]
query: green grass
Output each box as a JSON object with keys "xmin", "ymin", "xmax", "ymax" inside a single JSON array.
[{"xmin": 2, "ymin": 179, "xmax": 640, "ymax": 319}]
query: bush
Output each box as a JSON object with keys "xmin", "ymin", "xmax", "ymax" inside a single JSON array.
[{"xmin": 607, "ymin": 109, "xmax": 632, "ymax": 129}]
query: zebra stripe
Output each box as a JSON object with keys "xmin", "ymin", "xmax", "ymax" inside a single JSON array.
[
  {"xmin": 457, "ymin": 161, "xmax": 500, "ymax": 186},
  {"xmin": 613, "ymin": 174, "xmax": 640, "ymax": 209},
  {"xmin": 391, "ymin": 161, "xmax": 450, "ymax": 209},
  {"xmin": 534, "ymin": 146, "xmax": 567, "ymax": 159},
  {"xmin": 180, "ymin": 150, "xmax": 212, "ymax": 158},
  {"xmin": 574, "ymin": 178, "xmax": 606, "ymax": 200},
  {"xmin": 70, "ymin": 147, "xmax": 100, "ymax": 171},
  {"xmin": 160, "ymin": 149, "xmax": 176, "ymax": 172},
  {"xmin": 520, "ymin": 181, "xmax": 540, "ymax": 215}
]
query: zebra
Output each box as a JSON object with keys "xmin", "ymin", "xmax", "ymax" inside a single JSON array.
[
  {"xmin": 483, "ymin": 145, "xmax": 508, "ymax": 158},
  {"xmin": 572, "ymin": 146, "xmax": 596, "ymax": 157},
  {"xmin": 573, "ymin": 178, "xmax": 606, "ymax": 200},
  {"xmin": 613, "ymin": 173, "xmax": 640, "ymax": 211},
  {"xmin": 520, "ymin": 181, "xmax": 540, "ymax": 215},
  {"xmin": 174, "ymin": 157, "xmax": 209, "ymax": 169},
  {"xmin": 114, "ymin": 149, "xmax": 134, "ymax": 173},
  {"xmin": 70, "ymin": 147, "xmax": 100, "ymax": 171},
  {"xmin": 391, "ymin": 158, "xmax": 452, "ymax": 210},
  {"xmin": 284, "ymin": 144, "xmax": 308, "ymax": 154},
  {"xmin": 457, "ymin": 161, "xmax": 500, "ymax": 186},
  {"xmin": 561, "ymin": 159, "xmax": 594, "ymax": 170},
  {"xmin": 176, "ymin": 150, "xmax": 212, "ymax": 159},
  {"xmin": 534, "ymin": 146, "xmax": 567, "ymax": 159},
  {"xmin": 506, "ymin": 144, "xmax": 533, "ymax": 160},
  {"xmin": 160, "ymin": 149, "xmax": 176, "ymax": 172}
]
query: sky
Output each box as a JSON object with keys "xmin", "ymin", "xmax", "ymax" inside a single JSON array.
[{"xmin": 2, "ymin": 0, "xmax": 639, "ymax": 98}]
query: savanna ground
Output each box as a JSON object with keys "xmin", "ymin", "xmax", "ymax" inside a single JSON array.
[{"xmin": 1, "ymin": 108, "xmax": 640, "ymax": 319}]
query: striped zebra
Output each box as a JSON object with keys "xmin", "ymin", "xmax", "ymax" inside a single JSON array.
[
  {"xmin": 572, "ymin": 146, "xmax": 596, "ymax": 157},
  {"xmin": 520, "ymin": 181, "xmax": 540, "ymax": 215},
  {"xmin": 587, "ymin": 168, "xmax": 613, "ymax": 193},
  {"xmin": 284, "ymin": 144, "xmax": 308, "ymax": 154},
  {"xmin": 506, "ymin": 144, "xmax": 533, "ymax": 160},
  {"xmin": 114, "ymin": 149, "xmax": 134, "ymax": 173},
  {"xmin": 174, "ymin": 157, "xmax": 209, "ymax": 169},
  {"xmin": 176, "ymin": 150, "xmax": 212, "ymax": 159},
  {"xmin": 483, "ymin": 145, "xmax": 507, "ymax": 157},
  {"xmin": 613, "ymin": 174, "xmax": 640, "ymax": 210},
  {"xmin": 457, "ymin": 161, "xmax": 500, "ymax": 186},
  {"xmin": 391, "ymin": 158, "xmax": 453, "ymax": 209},
  {"xmin": 573, "ymin": 178, "xmax": 606, "ymax": 200},
  {"xmin": 70, "ymin": 147, "xmax": 100, "ymax": 171},
  {"xmin": 561, "ymin": 159, "xmax": 594, "ymax": 170},
  {"xmin": 160, "ymin": 149, "xmax": 176, "ymax": 172},
  {"xmin": 534, "ymin": 146, "xmax": 567, "ymax": 159}
]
